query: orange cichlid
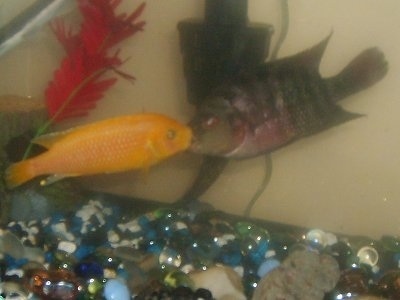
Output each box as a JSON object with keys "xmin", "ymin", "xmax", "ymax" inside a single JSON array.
[{"xmin": 5, "ymin": 113, "xmax": 192, "ymax": 188}]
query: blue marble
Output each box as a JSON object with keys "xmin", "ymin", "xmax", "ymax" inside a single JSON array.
[
  {"xmin": 137, "ymin": 215, "xmax": 153, "ymax": 228},
  {"xmin": 218, "ymin": 240, "xmax": 242, "ymax": 266},
  {"xmin": 235, "ymin": 221, "xmax": 270, "ymax": 263},
  {"xmin": 257, "ymin": 258, "xmax": 280, "ymax": 277},
  {"xmin": 141, "ymin": 238, "xmax": 166, "ymax": 254},
  {"xmin": 75, "ymin": 261, "xmax": 104, "ymax": 279},
  {"xmin": 103, "ymin": 279, "xmax": 130, "ymax": 300},
  {"xmin": 74, "ymin": 244, "xmax": 96, "ymax": 260}
]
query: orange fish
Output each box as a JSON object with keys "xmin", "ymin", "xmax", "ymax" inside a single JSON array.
[{"xmin": 5, "ymin": 113, "xmax": 192, "ymax": 188}]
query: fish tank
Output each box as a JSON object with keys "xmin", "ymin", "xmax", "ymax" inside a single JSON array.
[{"xmin": 0, "ymin": 0, "xmax": 398, "ymax": 299}]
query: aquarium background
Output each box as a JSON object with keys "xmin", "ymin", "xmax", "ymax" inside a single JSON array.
[{"xmin": 0, "ymin": 0, "xmax": 399, "ymax": 238}]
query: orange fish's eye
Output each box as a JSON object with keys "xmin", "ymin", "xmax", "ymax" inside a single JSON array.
[{"xmin": 166, "ymin": 129, "xmax": 177, "ymax": 140}]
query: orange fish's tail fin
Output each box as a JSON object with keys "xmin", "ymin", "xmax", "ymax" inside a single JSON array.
[{"xmin": 5, "ymin": 160, "xmax": 35, "ymax": 189}]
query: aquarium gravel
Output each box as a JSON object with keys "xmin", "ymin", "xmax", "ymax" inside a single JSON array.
[{"xmin": 1, "ymin": 199, "xmax": 400, "ymax": 299}]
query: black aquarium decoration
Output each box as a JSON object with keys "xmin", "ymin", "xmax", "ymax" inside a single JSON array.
[
  {"xmin": 178, "ymin": 0, "xmax": 273, "ymax": 106},
  {"xmin": 178, "ymin": 0, "xmax": 274, "ymax": 203}
]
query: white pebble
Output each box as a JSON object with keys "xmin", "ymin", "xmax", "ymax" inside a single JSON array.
[
  {"xmin": 214, "ymin": 234, "xmax": 236, "ymax": 247},
  {"xmin": 117, "ymin": 239, "xmax": 135, "ymax": 247},
  {"xmin": 174, "ymin": 221, "xmax": 188, "ymax": 231},
  {"xmin": 233, "ymin": 266, "xmax": 244, "ymax": 277},
  {"xmin": 58, "ymin": 241, "xmax": 77, "ymax": 253},
  {"xmin": 265, "ymin": 250, "xmax": 276, "ymax": 258},
  {"xmin": 103, "ymin": 207, "xmax": 113, "ymax": 216},
  {"xmin": 51, "ymin": 222, "xmax": 74, "ymax": 241},
  {"xmin": 5, "ymin": 268, "xmax": 24, "ymax": 278},
  {"xmin": 118, "ymin": 220, "xmax": 141, "ymax": 233},
  {"xmin": 325, "ymin": 232, "xmax": 338, "ymax": 246},
  {"xmin": 104, "ymin": 268, "xmax": 117, "ymax": 279},
  {"xmin": 107, "ymin": 230, "xmax": 120, "ymax": 243},
  {"xmin": 190, "ymin": 266, "xmax": 246, "ymax": 300}
]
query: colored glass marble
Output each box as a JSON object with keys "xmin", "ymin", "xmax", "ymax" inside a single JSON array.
[
  {"xmin": 269, "ymin": 233, "xmax": 299, "ymax": 260},
  {"xmin": 381, "ymin": 235, "xmax": 400, "ymax": 252},
  {"xmin": 140, "ymin": 238, "xmax": 166, "ymax": 254},
  {"xmin": 242, "ymin": 272, "xmax": 260, "ymax": 298},
  {"xmin": 327, "ymin": 241, "xmax": 354, "ymax": 270},
  {"xmin": 357, "ymin": 246, "xmax": 379, "ymax": 267},
  {"xmin": 86, "ymin": 277, "xmax": 104, "ymax": 296},
  {"xmin": 52, "ymin": 250, "xmax": 77, "ymax": 271},
  {"xmin": 218, "ymin": 240, "xmax": 242, "ymax": 266},
  {"xmin": 42, "ymin": 281, "xmax": 77, "ymax": 300},
  {"xmin": 257, "ymin": 257, "xmax": 280, "ymax": 277},
  {"xmin": 103, "ymin": 279, "xmax": 130, "ymax": 300},
  {"xmin": 235, "ymin": 222, "xmax": 270, "ymax": 264},
  {"xmin": 163, "ymin": 269, "xmax": 194, "ymax": 289},
  {"xmin": 26, "ymin": 269, "xmax": 80, "ymax": 300},
  {"xmin": 74, "ymin": 261, "xmax": 104, "ymax": 279},
  {"xmin": 188, "ymin": 237, "xmax": 220, "ymax": 262},
  {"xmin": 159, "ymin": 246, "xmax": 182, "ymax": 268},
  {"xmin": 305, "ymin": 229, "xmax": 328, "ymax": 249}
]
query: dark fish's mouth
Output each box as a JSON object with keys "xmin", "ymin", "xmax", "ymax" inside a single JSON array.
[{"xmin": 188, "ymin": 135, "xmax": 203, "ymax": 154}]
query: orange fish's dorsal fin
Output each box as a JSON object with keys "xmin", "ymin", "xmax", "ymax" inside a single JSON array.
[{"xmin": 32, "ymin": 128, "xmax": 74, "ymax": 149}]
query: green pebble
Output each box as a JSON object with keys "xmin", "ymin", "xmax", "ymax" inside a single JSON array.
[{"xmin": 163, "ymin": 270, "xmax": 194, "ymax": 289}]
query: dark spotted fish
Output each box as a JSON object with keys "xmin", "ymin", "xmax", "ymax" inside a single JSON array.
[{"xmin": 189, "ymin": 33, "xmax": 388, "ymax": 158}]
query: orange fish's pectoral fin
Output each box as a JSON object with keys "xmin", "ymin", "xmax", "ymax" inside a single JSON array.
[
  {"xmin": 39, "ymin": 173, "xmax": 75, "ymax": 186},
  {"xmin": 33, "ymin": 129, "xmax": 74, "ymax": 149},
  {"xmin": 146, "ymin": 140, "xmax": 162, "ymax": 161}
]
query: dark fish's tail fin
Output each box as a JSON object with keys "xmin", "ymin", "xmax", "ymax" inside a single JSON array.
[{"xmin": 326, "ymin": 47, "xmax": 388, "ymax": 102}]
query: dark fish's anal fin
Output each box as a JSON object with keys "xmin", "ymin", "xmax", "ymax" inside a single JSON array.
[
  {"xmin": 312, "ymin": 106, "xmax": 364, "ymax": 135},
  {"xmin": 297, "ymin": 104, "xmax": 363, "ymax": 139},
  {"xmin": 177, "ymin": 156, "xmax": 229, "ymax": 205}
]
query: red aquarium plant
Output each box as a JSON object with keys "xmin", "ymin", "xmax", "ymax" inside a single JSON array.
[{"xmin": 24, "ymin": 0, "xmax": 145, "ymax": 158}]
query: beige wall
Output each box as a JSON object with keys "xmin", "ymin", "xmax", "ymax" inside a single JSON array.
[{"xmin": 0, "ymin": 1, "xmax": 399, "ymax": 238}]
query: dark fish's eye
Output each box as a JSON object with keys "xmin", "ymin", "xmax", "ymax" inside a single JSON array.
[
  {"xmin": 202, "ymin": 116, "xmax": 219, "ymax": 129},
  {"xmin": 166, "ymin": 129, "xmax": 176, "ymax": 140}
]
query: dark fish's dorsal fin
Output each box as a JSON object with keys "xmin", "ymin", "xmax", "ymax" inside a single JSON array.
[
  {"xmin": 288, "ymin": 31, "xmax": 333, "ymax": 71},
  {"xmin": 264, "ymin": 31, "xmax": 333, "ymax": 73}
]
